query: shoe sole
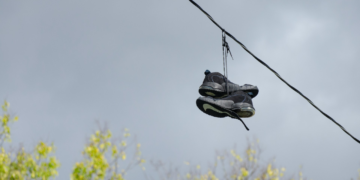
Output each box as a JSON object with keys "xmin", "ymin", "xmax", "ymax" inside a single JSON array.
[
  {"xmin": 196, "ymin": 97, "xmax": 255, "ymax": 118},
  {"xmin": 199, "ymin": 85, "xmax": 227, "ymax": 98},
  {"xmin": 199, "ymin": 84, "xmax": 258, "ymax": 99}
]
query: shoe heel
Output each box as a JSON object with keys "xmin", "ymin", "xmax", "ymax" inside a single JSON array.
[{"xmin": 234, "ymin": 107, "xmax": 255, "ymax": 118}]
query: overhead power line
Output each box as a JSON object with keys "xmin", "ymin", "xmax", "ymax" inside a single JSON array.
[{"xmin": 189, "ymin": 0, "xmax": 360, "ymax": 144}]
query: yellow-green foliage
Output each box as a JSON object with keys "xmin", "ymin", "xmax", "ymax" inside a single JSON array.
[
  {"xmin": 71, "ymin": 128, "xmax": 145, "ymax": 180},
  {"xmin": 178, "ymin": 141, "xmax": 289, "ymax": 180},
  {"xmin": 0, "ymin": 101, "xmax": 60, "ymax": 180},
  {"xmin": 0, "ymin": 101, "xmax": 18, "ymax": 142},
  {"xmin": 1, "ymin": 100, "xmax": 359, "ymax": 180}
]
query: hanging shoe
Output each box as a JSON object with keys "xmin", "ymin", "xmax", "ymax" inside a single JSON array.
[
  {"xmin": 199, "ymin": 70, "xmax": 259, "ymax": 98},
  {"xmin": 196, "ymin": 90, "xmax": 255, "ymax": 118}
]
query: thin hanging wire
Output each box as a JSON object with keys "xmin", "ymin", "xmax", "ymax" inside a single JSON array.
[
  {"xmin": 222, "ymin": 30, "xmax": 233, "ymax": 95},
  {"xmin": 189, "ymin": 0, "xmax": 360, "ymax": 144},
  {"xmin": 221, "ymin": 30, "xmax": 250, "ymax": 131}
]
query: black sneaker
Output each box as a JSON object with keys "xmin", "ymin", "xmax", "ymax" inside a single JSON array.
[
  {"xmin": 199, "ymin": 70, "xmax": 259, "ymax": 98},
  {"xmin": 196, "ymin": 90, "xmax": 255, "ymax": 118}
]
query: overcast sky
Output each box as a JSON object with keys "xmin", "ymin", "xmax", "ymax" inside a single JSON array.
[{"xmin": 1, "ymin": 0, "xmax": 360, "ymax": 179}]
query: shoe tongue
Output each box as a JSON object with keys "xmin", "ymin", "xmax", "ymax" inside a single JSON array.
[{"xmin": 204, "ymin": 70, "xmax": 211, "ymax": 75}]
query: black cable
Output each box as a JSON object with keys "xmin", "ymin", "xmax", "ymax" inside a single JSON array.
[{"xmin": 189, "ymin": 0, "xmax": 360, "ymax": 144}]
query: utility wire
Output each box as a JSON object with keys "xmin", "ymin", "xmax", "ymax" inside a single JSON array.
[{"xmin": 189, "ymin": 0, "xmax": 360, "ymax": 144}]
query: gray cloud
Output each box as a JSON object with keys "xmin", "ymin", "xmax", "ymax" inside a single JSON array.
[{"xmin": 1, "ymin": 0, "xmax": 360, "ymax": 179}]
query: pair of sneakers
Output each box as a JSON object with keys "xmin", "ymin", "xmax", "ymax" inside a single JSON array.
[{"xmin": 196, "ymin": 70, "xmax": 258, "ymax": 119}]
